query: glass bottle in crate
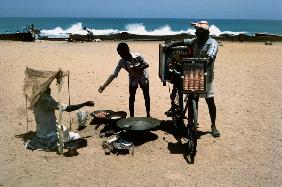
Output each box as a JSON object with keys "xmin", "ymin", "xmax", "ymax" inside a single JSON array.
[
  {"xmin": 183, "ymin": 67, "xmax": 190, "ymax": 90},
  {"xmin": 188, "ymin": 67, "xmax": 194, "ymax": 91},
  {"xmin": 199, "ymin": 68, "xmax": 205, "ymax": 90},
  {"xmin": 194, "ymin": 68, "xmax": 200, "ymax": 90}
]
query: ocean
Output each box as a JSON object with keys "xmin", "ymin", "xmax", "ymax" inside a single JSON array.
[{"xmin": 0, "ymin": 17, "xmax": 281, "ymax": 38}]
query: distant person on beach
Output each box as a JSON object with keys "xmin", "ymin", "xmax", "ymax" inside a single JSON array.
[
  {"xmin": 164, "ymin": 21, "xmax": 220, "ymax": 137},
  {"xmin": 26, "ymin": 87, "xmax": 94, "ymax": 150},
  {"xmin": 84, "ymin": 27, "xmax": 94, "ymax": 42},
  {"xmin": 98, "ymin": 42, "xmax": 151, "ymax": 117}
]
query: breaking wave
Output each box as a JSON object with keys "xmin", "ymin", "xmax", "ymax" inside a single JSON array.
[{"xmin": 40, "ymin": 22, "xmax": 246, "ymax": 38}]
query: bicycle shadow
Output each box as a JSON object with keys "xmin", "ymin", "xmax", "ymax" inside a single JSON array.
[
  {"xmin": 167, "ymin": 142, "xmax": 195, "ymax": 164},
  {"xmin": 158, "ymin": 120, "xmax": 210, "ymax": 164},
  {"xmin": 157, "ymin": 120, "xmax": 210, "ymax": 140}
]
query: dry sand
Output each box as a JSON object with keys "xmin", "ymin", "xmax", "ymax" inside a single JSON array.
[{"xmin": 0, "ymin": 40, "xmax": 282, "ymax": 187}]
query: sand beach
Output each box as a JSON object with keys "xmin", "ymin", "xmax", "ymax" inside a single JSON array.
[{"xmin": 0, "ymin": 40, "xmax": 281, "ymax": 186}]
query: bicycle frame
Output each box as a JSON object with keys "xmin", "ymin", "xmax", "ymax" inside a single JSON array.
[{"xmin": 171, "ymin": 58, "xmax": 208, "ymax": 163}]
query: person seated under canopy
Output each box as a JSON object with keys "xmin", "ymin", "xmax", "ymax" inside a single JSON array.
[{"xmin": 26, "ymin": 87, "xmax": 94, "ymax": 151}]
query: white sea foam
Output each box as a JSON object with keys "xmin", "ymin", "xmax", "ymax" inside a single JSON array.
[
  {"xmin": 124, "ymin": 23, "xmax": 182, "ymax": 35},
  {"xmin": 124, "ymin": 23, "xmax": 197, "ymax": 36},
  {"xmin": 89, "ymin": 28, "xmax": 119, "ymax": 35},
  {"xmin": 210, "ymin": 24, "xmax": 247, "ymax": 36},
  {"xmin": 41, "ymin": 22, "xmax": 119, "ymax": 37},
  {"xmin": 41, "ymin": 23, "xmax": 87, "ymax": 37},
  {"xmin": 40, "ymin": 22, "xmax": 246, "ymax": 37},
  {"xmin": 188, "ymin": 25, "xmax": 247, "ymax": 36}
]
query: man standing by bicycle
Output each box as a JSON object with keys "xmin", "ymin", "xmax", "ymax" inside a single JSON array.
[{"xmin": 165, "ymin": 21, "xmax": 220, "ymax": 137}]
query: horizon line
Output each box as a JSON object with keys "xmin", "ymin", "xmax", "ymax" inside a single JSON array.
[{"xmin": 0, "ymin": 16, "xmax": 281, "ymax": 21}]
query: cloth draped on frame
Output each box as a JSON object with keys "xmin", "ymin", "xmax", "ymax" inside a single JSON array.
[
  {"xmin": 23, "ymin": 67, "xmax": 69, "ymax": 110},
  {"xmin": 23, "ymin": 67, "xmax": 70, "ymax": 151}
]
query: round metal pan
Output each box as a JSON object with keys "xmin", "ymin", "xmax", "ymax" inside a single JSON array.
[
  {"xmin": 117, "ymin": 117, "xmax": 160, "ymax": 131},
  {"xmin": 107, "ymin": 111, "xmax": 127, "ymax": 120},
  {"xmin": 90, "ymin": 110, "xmax": 127, "ymax": 125},
  {"xmin": 90, "ymin": 110, "xmax": 114, "ymax": 119}
]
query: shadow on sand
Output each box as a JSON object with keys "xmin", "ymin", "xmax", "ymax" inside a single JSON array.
[
  {"xmin": 157, "ymin": 120, "xmax": 210, "ymax": 164},
  {"xmin": 14, "ymin": 131, "xmax": 36, "ymax": 141},
  {"xmin": 89, "ymin": 117, "xmax": 158, "ymax": 147}
]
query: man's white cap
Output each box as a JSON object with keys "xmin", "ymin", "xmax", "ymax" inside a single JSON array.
[{"xmin": 191, "ymin": 21, "xmax": 209, "ymax": 31}]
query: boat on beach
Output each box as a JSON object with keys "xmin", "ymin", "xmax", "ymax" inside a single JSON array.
[
  {"xmin": 0, "ymin": 32, "xmax": 34, "ymax": 42},
  {"xmin": 0, "ymin": 24, "xmax": 40, "ymax": 42}
]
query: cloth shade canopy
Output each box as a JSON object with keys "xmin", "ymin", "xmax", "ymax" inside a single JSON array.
[{"xmin": 23, "ymin": 67, "xmax": 69, "ymax": 110}]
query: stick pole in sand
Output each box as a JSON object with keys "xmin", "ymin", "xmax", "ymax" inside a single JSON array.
[
  {"xmin": 68, "ymin": 73, "xmax": 71, "ymax": 131},
  {"xmin": 26, "ymin": 94, "xmax": 28, "ymax": 132},
  {"xmin": 57, "ymin": 69, "xmax": 64, "ymax": 155}
]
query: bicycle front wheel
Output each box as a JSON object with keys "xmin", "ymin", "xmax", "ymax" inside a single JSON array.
[{"xmin": 187, "ymin": 99, "xmax": 198, "ymax": 163}]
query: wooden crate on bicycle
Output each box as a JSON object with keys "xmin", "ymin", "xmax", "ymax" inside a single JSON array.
[{"xmin": 181, "ymin": 58, "xmax": 208, "ymax": 95}]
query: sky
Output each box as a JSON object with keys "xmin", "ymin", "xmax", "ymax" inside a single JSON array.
[{"xmin": 0, "ymin": 0, "xmax": 281, "ymax": 20}]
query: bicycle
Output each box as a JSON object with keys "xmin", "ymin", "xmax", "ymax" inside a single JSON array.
[
  {"xmin": 169, "ymin": 57, "xmax": 208, "ymax": 164},
  {"xmin": 159, "ymin": 44, "xmax": 208, "ymax": 163}
]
